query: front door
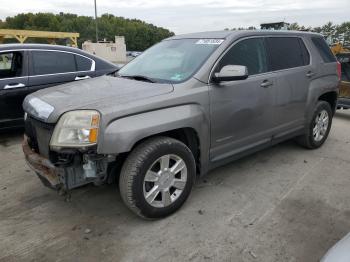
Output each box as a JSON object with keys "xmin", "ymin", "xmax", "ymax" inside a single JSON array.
[
  {"xmin": 0, "ymin": 50, "xmax": 29, "ymax": 129},
  {"xmin": 209, "ymin": 37, "xmax": 276, "ymax": 162}
]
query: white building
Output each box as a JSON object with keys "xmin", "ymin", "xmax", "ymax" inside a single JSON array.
[{"xmin": 82, "ymin": 36, "xmax": 127, "ymax": 63}]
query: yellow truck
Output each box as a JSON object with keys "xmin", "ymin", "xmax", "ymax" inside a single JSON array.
[
  {"xmin": 337, "ymin": 54, "xmax": 350, "ymax": 108},
  {"xmin": 332, "ymin": 43, "xmax": 350, "ymax": 109}
]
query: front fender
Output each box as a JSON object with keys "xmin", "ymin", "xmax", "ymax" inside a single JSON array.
[{"xmin": 98, "ymin": 104, "xmax": 209, "ymax": 157}]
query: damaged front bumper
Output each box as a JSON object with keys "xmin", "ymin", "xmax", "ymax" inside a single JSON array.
[{"xmin": 22, "ymin": 135, "xmax": 109, "ymax": 192}]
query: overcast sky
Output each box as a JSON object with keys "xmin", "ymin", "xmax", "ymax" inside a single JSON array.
[{"xmin": 0, "ymin": 0, "xmax": 349, "ymax": 34}]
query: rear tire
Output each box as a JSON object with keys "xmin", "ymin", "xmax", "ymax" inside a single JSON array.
[
  {"xmin": 296, "ymin": 101, "xmax": 333, "ymax": 149},
  {"xmin": 119, "ymin": 136, "xmax": 196, "ymax": 219}
]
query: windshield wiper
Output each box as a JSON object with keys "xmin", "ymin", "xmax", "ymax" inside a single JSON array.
[{"xmin": 119, "ymin": 74, "xmax": 156, "ymax": 83}]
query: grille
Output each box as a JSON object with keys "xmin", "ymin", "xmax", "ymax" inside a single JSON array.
[{"xmin": 24, "ymin": 115, "xmax": 55, "ymax": 158}]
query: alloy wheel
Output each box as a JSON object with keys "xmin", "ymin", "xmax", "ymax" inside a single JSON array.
[
  {"xmin": 313, "ymin": 109, "xmax": 329, "ymax": 142},
  {"xmin": 143, "ymin": 154, "xmax": 188, "ymax": 208}
]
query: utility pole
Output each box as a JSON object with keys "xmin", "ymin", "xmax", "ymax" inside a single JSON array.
[{"xmin": 94, "ymin": 0, "xmax": 98, "ymax": 43}]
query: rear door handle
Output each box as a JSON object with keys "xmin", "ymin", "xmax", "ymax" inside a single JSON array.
[
  {"xmin": 306, "ymin": 71, "xmax": 315, "ymax": 77},
  {"xmin": 75, "ymin": 75, "xmax": 91, "ymax": 81},
  {"xmin": 261, "ymin": 80, "xmax": 273, "ymax": 88},
  {"xmin": 4, "ymin": 83, "xmax": 26, "ymax": 89}
]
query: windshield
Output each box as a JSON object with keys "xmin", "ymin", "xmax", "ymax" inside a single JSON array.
[{"xmin": 118, "ymin": 39, "xmax": 223, "ymax": 83}]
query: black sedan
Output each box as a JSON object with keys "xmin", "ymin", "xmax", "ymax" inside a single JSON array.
[{"xmin": 0, "ymin": 44, "xmax": 118, "ymax": 130}]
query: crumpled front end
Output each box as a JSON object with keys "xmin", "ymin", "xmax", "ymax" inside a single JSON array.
[{"xmin": 22, "ymin": 113, "xmax": 110, "ymax": 193}]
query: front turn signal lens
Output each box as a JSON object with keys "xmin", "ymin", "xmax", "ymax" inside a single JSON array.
[{"xmin": 89, "ymin": 128, "xmax": 99, "ymax": 143}]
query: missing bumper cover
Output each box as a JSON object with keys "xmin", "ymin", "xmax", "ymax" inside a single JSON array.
[{"xmin": 22, "ymin": 135, "xmax": 109, "ymax": 192}]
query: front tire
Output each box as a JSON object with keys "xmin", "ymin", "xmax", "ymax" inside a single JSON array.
[
  {"xmin": 296, "ymin": 101, "xmax": 333, "ymax": 149},
  {"xmin": 119, "ymin": 137, "xmax": 196, "ymax": 219}
]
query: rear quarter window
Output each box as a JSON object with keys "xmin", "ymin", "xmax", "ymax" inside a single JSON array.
[
  {"xmin": 75, "ymin": 55, "xmax": 93, "ymax": 71},
  {"xmin": 311, "ymin": 37, "xmax": 336, "ymax": 63}
]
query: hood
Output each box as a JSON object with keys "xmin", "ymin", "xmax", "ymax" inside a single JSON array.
[{"xmin": 23, "ymin": 75, "xmax": 173, "ymax": 123}]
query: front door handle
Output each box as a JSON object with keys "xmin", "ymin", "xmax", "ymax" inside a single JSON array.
[
  {"xmin": 75, "ymin": 75, "xmax": 91, "ymax": 81},
  {"xmin": 4, "ymin": 83, "xmax": 26, "ymax": 89},
  {"xmin": 261, "ymin": 80, "xmax": 273, "ymax": 88},
  {"xmin": 306, "ymin": 71, "xmax": 315, "ymax": 77}
]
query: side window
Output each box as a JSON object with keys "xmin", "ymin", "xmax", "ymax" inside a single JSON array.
[
  {"xmin": 0, "ymin": 52, "xmax": 23, "ymax": 79},
  {"xmin": 75, "ymin": 55, "xmax": 93, "ymax": 71},
  {"xmin": 217, "ymin": 38, "xmax": 268, "ymax": 75},
  {"xmin": 311, "ymin": 37, "xmax": 336, "ymax": 63},
  {"xmin": 266, "ymin": 37, "xmax": 306, "ymax": 71},
  {"xmin": 32, "ymin": 51, "xmax": 76, "ymax": 75},
  {"xmin": 298, "ymin": 39, "xmax": 310, "ymax": 65}
]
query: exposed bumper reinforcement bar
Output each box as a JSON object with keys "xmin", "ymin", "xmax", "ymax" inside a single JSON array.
[{"xmin": 22, "ymin": 135, "xmax": 60, "ymax": 189}]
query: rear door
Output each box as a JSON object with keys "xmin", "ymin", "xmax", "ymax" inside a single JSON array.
[
  {"xmin": 266, "ymin": 37, "xmax": 312, "ymax": 135},
  {"xmin": 0, "ymin": 50, "xmax": 29, "ymax": 128},
  {"xmin": 28, "ymin": 50, "xmax": 95, "ymax": 94}
]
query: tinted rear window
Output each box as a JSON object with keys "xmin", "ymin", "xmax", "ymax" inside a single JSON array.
[
  {"xmin": 311, "ymin": 37, "xmax": 336, "ymax": 63},
  {"xmin": 266, "ymin": 37, "xmax": 308, "ymax": 71},
  {"xmin": 32, "ymin": 51, "xmax": 76, "ymax": 75},
  {"xmin": 75, "ymin": 55, "xmax": 92, "ymax": 71}
]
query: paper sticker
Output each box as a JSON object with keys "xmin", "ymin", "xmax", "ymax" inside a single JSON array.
[{"xmin": 195, "ymin": 39, "xmax": 224, "ymax": 45}]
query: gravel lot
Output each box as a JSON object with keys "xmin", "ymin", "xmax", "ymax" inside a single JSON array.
[{"xmin": 1, "ymin": 110, "xmax": 350, "ymax": 262}]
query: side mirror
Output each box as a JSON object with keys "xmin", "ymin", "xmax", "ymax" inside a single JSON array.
[{"xmin": 212, "ymin": 65, "xmax": 248, "ymax": 83}]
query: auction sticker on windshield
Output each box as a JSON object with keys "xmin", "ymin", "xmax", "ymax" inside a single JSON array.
[{"xmin": 196, "ymin": 39, "xmax": 224, "ymax": 45}]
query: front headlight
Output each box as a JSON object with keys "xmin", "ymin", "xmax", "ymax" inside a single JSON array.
[{"xmin": 50, "ymin": 110, "xmax": 100, "ymax": 148}]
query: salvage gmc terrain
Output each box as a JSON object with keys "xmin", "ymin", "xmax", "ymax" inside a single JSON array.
[{"xmin": 22, "ymin": 31, "xmax": 340, "ymax": 218}]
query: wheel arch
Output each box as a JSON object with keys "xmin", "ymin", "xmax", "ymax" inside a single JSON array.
[
  {"xmin": 131, "ymin": 128, "xmax": 201, "ymax": 175},
  {"xmin": 318, "ymin": 91, "xmax": 338, "ymax": 115},
  {"xmin": 306, "ymin": 75, "xmax": 339, "ymax": 121},
  {"xmin": 99, "ymin": 105, "xmax": 210, "ymax": 176}
]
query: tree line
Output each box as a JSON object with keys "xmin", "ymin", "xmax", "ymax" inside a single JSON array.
[
  {"xmin": 225, "ymin": 21, "xmax": 350, "ymax": 44},
  {"xmin": 1, "ymin": 13, "xmax": 349, "ymax": 49},
  {"xmin": 289, "ymin": 22, "xmax": 350, "ymax": 43},
  {"xmin": 0, "ymin": 13, "xmax": 175, "ymax": 51}
]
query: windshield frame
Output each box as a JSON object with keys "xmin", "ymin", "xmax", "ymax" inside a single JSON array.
[{"xmin": 118, "ymin": 38, "xmax": 225, "ymax": 84}]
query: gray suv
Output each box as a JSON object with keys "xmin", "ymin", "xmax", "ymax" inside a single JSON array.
[{"xmin": 22, "ymin": 31, "xmax": 340, "ymax": 219}]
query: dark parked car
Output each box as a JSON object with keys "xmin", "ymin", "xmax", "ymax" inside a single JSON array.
[{"xmin": 0, "ymin": 44, "xmax": 118, "ymax": 130}]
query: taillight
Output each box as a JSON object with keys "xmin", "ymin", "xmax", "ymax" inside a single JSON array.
[{"xmin": 337, "ymin": 61, "xmax": 341, "ymax": 80}]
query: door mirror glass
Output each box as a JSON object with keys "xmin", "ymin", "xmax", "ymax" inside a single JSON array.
[{"xmin": 213, "ymin": 65, "xmax": 248, "ymax": 82}]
